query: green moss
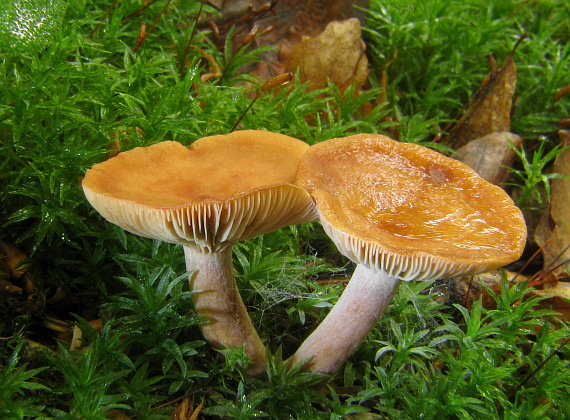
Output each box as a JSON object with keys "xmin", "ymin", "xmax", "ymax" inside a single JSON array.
[{"xmin": 1, "ymin": 0, "xmax": 569, "ymax": 417}]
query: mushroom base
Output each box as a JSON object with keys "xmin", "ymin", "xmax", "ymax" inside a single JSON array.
[
  {"xmin": 184, "ymin": 246, "xmax": 266, "ymax": 376},
  {"xmin": 287, "ymin": 265, "xmax": 400, "ymax": 374}
]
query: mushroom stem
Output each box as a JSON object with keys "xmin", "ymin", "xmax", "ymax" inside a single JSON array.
[
  {"xmin": 287, "ymin": 265, "xmax": 400, "ymax": 374},
  {"xmin": 183, "ymin": 246, "xmax": 266, "ymax": 376}
]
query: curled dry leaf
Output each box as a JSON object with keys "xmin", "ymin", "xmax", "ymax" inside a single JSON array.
[
  {"xmin": 286, "ymin": 18, "xmax": 368, "ymax": 91},
  {"xmin": 443, "ymin": 54, "xmax": 517, "ymax": 149},
  {"xmin": 452, "ymin": 131, "xmax": 522, "ymax": 186},
  {"xmin": 535, "ymin": 130, "xmax": 570, "ymax": 276}
]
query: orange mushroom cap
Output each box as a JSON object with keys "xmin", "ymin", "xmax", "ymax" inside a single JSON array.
[
  {"xmin": 296, "ymin": 133, "xmax": 527, "ymax": 281},
  {"xmin": 83, "ymin": 130, "xmax": 318, "ymax": 251}
]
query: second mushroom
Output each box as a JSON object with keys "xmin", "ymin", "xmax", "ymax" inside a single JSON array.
[{"xmin": 288, "ymin": 133, "xmax": 527, "ymax": 374}]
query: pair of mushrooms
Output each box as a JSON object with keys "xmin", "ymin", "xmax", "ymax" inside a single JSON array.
[{"xmin": 82, "ymin": 130, "xmax": 527, "ymax": 376}]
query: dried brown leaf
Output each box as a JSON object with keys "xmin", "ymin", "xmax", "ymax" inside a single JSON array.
[
  {"xmin": 533, "ymin": 281, "xmax": 570, "ymax": 307},
  {"xmin": 452, "ymin": 131, "xmax": 521, "ymax": 186},
  {"xmin": 443, "ymin": 55, "xmax": 517, "ymax": 149},
  {"xmin": 535, "ymin": 130, "xmax": 570, "ymax": 276},
  {"xmin": 286, "ymin": 18, "xmax": 368, "ymax": 91}
]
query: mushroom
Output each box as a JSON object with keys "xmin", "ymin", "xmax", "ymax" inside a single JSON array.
[
  {"xmin": 288, "ymin": 133, "xmax": 527, "ymax": 374},
  {"xmin": 82, "ymin": 130, "xmax": 317, "ymax": 375}
]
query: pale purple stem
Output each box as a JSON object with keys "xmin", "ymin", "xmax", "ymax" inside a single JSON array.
[{"xmin": 288, "ymin": 264, "xmax": 400, "ymax": 374}]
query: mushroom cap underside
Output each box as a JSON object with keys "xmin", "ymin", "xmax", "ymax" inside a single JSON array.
[
  {"xmin": 83, "ymin": 130, "xmax": 318, "ymax": 250},
  {"xmin": 296, "ymin": 133, "xmax": 527, "ymax": 281}
]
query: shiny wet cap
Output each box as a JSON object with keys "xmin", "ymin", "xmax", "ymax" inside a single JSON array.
[{"xmin": 296, "ymin": 133, "xmax": 527, "ymax": 280}]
